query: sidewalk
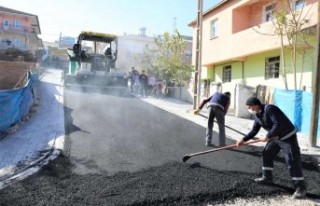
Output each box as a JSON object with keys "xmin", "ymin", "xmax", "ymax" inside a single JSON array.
[{"xmin": 0, "ymin": 68, "xmax": 65, "ymax": 188}]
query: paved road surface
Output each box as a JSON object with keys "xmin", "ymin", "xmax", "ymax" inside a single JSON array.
[{"xmin": 0, "ymin": 68, "xmax": 319, "ymax": 205}]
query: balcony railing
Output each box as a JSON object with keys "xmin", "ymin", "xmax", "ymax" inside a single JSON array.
[
  {"xmin": 0, "ymin": 43, "xmax": 28, "ymax": 51},
  {"xmin": 0, "ymin": 24, "xmax": 36, "ymax": 34}
]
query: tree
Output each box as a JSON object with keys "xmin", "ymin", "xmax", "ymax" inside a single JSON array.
[
  {"xmin": 144, "ymin": 31, "xmax": 193, "ymax": 87},
  {"xmin": 272, "ymin": 0, "xmax": 315, "ymax": 90},
  {"xmin": 252, "ymin": 0, "xmax": 315, "ymax": 90}
]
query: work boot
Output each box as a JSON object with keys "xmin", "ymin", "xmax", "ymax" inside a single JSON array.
[
  {"xmin": 206, "ymin": 142, "xmax": 215, "ymax": 147},
  {"xmin": 254, "ymin": 176, "xmax": 273, "ymax": 184},
  {"xmin": 292, "ymin": 187, "xmax": 307, "ymax": 199}
]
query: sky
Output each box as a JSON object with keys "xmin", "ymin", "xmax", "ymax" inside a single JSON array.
[{"xmin": 0, "ymin": 0, "xmax": 221, "ymax": 42}]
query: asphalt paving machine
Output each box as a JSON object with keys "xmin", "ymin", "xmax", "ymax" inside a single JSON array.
[{"xmin": 64, "ymin": 31, "xmax": 128, "ymax": 88}]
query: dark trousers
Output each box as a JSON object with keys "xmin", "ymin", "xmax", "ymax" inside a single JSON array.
[
  {"xmin": 261, "ymin": 134, "xmax": 306, "ymax": 189},
  {"xmin": 206, "ymin": 106, "xmax": 226, "ymax": 146},
  {"xmin": 140, "ymin": 85, "xmax": 147, "ymax": 97}
]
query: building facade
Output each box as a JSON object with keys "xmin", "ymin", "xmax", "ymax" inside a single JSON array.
[
  {"xmin": 0, "ymin": 6, "xmax": 42, "ymax": 53},
  {"xmin": 189, "ymin": 0, "xmax": 318, "ymax": 104}
]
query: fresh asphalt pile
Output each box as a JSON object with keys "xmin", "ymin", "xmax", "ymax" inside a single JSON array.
[{"xmin": 0, "ymin": 149, "xmax": 319, "ymax": 205}]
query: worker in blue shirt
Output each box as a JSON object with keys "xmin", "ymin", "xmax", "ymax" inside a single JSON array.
[
  {"xmin": 194, "ymin": 91, "xmax": 231, "ymax": 147},
  {"xmin": 236, "ymin": 96, "xmax": 306, "ymax": 199}
]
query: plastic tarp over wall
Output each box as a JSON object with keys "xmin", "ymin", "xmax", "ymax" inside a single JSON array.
[
  {"xmin": 300, "ymin": 92, "xmax": 320, "ymax": 137},
  {"xmin": 273, "ymin": 88, "xmax": 320, "ymax": 139},
  {"xmin": 0, "ymin": 72, "xmax": 38, "ymax": 133}
]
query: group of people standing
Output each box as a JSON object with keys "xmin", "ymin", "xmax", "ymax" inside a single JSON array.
[
  {"xmin": 129, "ymin": 67, "xmax": 165, "ymax": 98},
  {"xmin": 194, "ymin": 92, "xmax": 307, "ymax": 199}
]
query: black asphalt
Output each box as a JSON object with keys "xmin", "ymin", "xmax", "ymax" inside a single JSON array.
[{"xmin": 0, "ymin": 84, "xmax": 319, "ymax": 205}]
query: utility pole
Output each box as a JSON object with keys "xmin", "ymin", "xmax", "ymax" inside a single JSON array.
[
  {"xmin": 58, "ymin": 32, "xmax": 62, "ymax": 48},
  {"xmin": 309, "ymin": 0, "xmax": 320, "ymax": 147},
  {"xmin": 193, "ymin": 0, "xmax": 203, "ymax": 109}
]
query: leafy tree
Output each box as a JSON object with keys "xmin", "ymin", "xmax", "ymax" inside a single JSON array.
[
  {"xmin": 144, "ymin": 31, "xmax": 193, "ymax": 87},
  {"xmin": 272, "ymin": 0, "xmax": 315, "ymax": 90},
  {"xmin": 252, "ymin": 0, "xmax": 315, "ymax": 90}
]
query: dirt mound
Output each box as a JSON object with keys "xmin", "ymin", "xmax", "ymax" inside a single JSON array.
[
  {"xmin": 0, "ymin": 60, "xmax": 36, "ymax": 90},
  {"xmin": 0, "ymin": 48, "xmax": 36, "ymax": 62}
]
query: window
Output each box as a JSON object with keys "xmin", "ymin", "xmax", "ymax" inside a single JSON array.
[
  {"xmin": 295, "ymin": 0, "xmax": 306, "ymax": 10},
  {"xmin": 265, "ymin": 56, "xmax": 280, "ymax": 79},
  {"xmin": 13, "ymin": 20, "xmax": 22, "ymax": 29},
  {"xmin": 263, "ymin": 3, "xmax": 275, "ymax": 22},
  {"xmin": 223, "ymin": 65, "xmax": 231, "ymax": 83},
  {"xmin": 3, "ymin": 20, "xmax": 9, "ymax": 30},
  {"xmin": 12, "ymin": 38, "xmax": 23, "ymax": 46},
  {"xmin": 210, "ymin": 19, "xmax": 218, "ymax": 38}
]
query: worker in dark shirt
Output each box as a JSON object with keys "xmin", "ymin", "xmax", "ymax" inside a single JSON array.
[
  {"xmin": 236, "ymin": 97, "xmax": 306, "ymax": 199},
  {"xmin": 194, "ymin": 91, "xmax": 231, "ymax": 147}
]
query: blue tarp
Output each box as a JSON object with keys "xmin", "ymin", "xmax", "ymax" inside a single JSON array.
[
  {"xmin": 300, "ymin": 92, "xmax": 312, "ymax": 135},
  {"xmin": 273, "ymin": 89, "xmax": 302, "ymax": 131},
  {"xmin": 0, "ymin": 72, "xmax": 38, "ymax": 133},
  {"xmin": 273, "ymin": 88, "xmax": 320, "ymax": 139}
]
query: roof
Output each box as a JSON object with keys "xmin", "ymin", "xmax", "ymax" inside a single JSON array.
[
  {"xmin": 78, "ymin": 31, "xmax": 118, "ymax": 42},
  {"xmin": 0, "ymin": 6, "xmax": 41, "ymax": 34},
  {"xmin": 0, "ymin": 6, "xmax": 35, "ymax": 16}
]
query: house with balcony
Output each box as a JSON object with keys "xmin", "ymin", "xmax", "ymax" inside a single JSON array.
[
  {"xmin": 189, "ymin": 0, "xmax": 318, "ymax": 115},
  {"xmin": 0, "ymin": 6, "xmax": 42, "ymax": 53}
]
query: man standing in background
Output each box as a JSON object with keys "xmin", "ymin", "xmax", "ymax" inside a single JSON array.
[{"xmin": 139, "ymin": 70, "xmax": 148, "ymax": 97}]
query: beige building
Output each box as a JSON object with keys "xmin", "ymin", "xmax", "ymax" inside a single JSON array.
[{"xmin": 188, "ymin": 0, "xmax": 318, "ymax": 116}]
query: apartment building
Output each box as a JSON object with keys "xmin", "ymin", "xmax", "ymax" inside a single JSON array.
[
  {"xmin": 0, "ymin": 6, "xmax": 42, "ymax": 53},
  {"xmin": 189, "ymin": 0, "xmax": 318, "ymax": 99}
]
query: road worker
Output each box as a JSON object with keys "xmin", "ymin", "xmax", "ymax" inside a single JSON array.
[
  {"xmin": 236, "ymin": 96, "xmax": 306, "ymax": 199},
  {"xmin": 194, "ymin": 91, "xmax": 231, "ymax": 147}
]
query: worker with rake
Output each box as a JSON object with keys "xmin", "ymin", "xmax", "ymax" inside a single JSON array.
[{"xmin": 236, "ymin": 97, "xmax": 306, "ymax": 199}]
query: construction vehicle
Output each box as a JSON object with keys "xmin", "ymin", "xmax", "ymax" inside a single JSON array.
[{"xmin": 64, "ymin": 31, "xmax": 128, "ymax": 88}]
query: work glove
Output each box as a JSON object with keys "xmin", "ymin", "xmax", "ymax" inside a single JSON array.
[{"xmin": 193, "ymin": 109, "xmax": 200, "ymax": 115}]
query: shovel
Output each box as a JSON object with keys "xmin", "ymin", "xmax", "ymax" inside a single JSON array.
[{"xmin": 182, "ymin": 139, "xmax": 261, "ymax": 163}]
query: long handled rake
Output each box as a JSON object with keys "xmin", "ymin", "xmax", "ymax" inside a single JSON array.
[{"xmin": 182, "ymin": 139, "xmax": 261, "ymax": 163}]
